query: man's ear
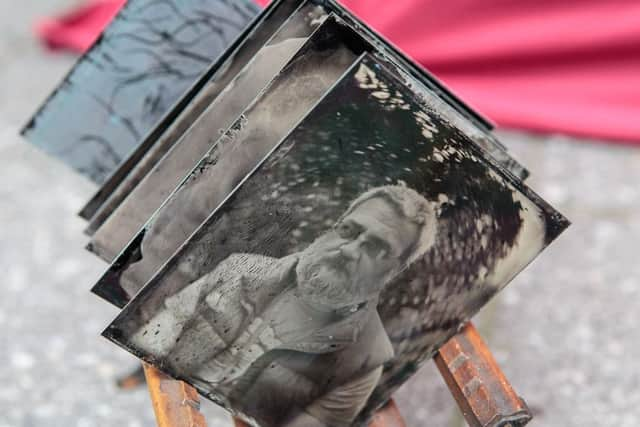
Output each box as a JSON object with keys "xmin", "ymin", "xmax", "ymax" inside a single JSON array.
[{"xmin": 409, "ymin": 201, "xmax": 438, "ymax": 265}]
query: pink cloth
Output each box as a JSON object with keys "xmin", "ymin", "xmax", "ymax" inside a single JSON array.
[
  {"xmin": 36, "ymin": 0, "xmax": 126, "ymax": 52},
  {"xmin": 37, "ymin": 0, "xmax": 640, "ymax": 143}
]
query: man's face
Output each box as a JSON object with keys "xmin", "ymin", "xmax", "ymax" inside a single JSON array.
[{"xmin": 296, "ymin": 197, "xmax": 420, "ymax": 310}]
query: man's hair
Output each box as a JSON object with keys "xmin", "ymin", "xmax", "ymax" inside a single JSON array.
[{"xmin": 338, "ymin": 185, "xmax": 437, "ymax": 266}]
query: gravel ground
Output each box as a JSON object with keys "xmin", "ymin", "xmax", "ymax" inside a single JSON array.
[{"xmin": 1, "ymin": 1, "xmax": 638, "ymax": 426}]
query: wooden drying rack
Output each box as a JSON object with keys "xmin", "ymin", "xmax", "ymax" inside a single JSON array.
[{"xmin": 142, "ymin": 322, "xmax": 531, "ymax": 427}]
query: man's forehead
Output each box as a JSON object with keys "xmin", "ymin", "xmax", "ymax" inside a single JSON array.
[
  {"xmin": 346, "ymin": 197, "xmax": 402, "ymax": 222},
  {"xmin": 343, "ymin": 197, "xmax": 418, "ymax": 244}
]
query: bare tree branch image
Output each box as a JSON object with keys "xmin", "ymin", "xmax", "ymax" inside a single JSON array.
[{"xmin": 23, "ymin": 0, "xmax": 258, "ymax": 183}]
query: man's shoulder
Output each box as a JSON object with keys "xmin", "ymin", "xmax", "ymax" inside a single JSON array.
[
  {"xmin": 215, "ymin": 253, "xmax": 298, "ymax": 279},
  {"xmin": 219, "ymin": 253, "xmax": 279, "ymax": 274},
  {"xmin": 164, "ymin": 254, "xmax": 278, "ymax": 311},
  {"xmin": 166, "ymin": 253, "xmax": 298, "ymax": 316}
]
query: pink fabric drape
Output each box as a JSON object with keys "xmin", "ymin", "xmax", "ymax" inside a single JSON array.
[
  {"xmin": 37, "ymin": 0, "xmax": 640, "ymax": 143},
  {"xmin": 36, "ymin": 0, "xmax": 126, "ymax": 52}
]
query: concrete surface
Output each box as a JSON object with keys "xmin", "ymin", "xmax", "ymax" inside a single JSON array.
[{"xmin": 1, "ymin": 1, "xmax": 638, "ymax": 426}]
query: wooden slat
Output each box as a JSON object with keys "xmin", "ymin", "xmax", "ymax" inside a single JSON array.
[
  {"xmin": 143, "ymin": 364, "xmax": 207, "ymax": 427},
  {"xmin": 367, "ymin": 400, "xmax": 406, "ymax": 427},
  {"xmin": 435, "ymin": 323, "xmax": 531, "ymax": 427}
]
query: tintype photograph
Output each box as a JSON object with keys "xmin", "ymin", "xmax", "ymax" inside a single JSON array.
[
  {"xmin": 78, "ymin": 0, "xmax": 313, "ymax": 224},
  {"xmin": 22, "ymin": 0, "xmax": 258, "ymax": 183},
  {"xmin": 103, "ymin": 52, "xmax": 568, "ymax": 427},
  {"xmin": 92, "ymin": 15, "xmax": 365, "ymax": 306},
  {"xmin": 92, "ymin": 7, "xmax": 530, "ymax": 309},
  {"xmin": 77, "ymin": 0, "xmax": 521, "ymax": 229},
  {"xmin": 86, "ymin": 3, "xmax": 334, "ymax": 260}
]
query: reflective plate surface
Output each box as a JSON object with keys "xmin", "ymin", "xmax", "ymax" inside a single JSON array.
[
  {"xmin": 103, "ymin": 52, "xmax": 568, "ymax": 427},
  {"xmin": 91, "ymin": 2, "xmax": 529, "ymax": 307},
  {"xmin": 79, "ymin": 0, "xmax": 305, "ymax": 221},
  {"xmin": 92, "ymin": 15, "xmax": 365, "ymax": 306},
  {"xmin": 86, "ymin": 3, "xmax": 330, "ymax": 259}
]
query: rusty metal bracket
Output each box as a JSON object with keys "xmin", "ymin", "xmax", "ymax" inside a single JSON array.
[{"xmin": 434, "ymin": 323, "xmax": 532, "ymax": 427}]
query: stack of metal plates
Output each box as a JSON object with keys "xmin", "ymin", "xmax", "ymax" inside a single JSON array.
[{"xmin": 24, "ymin": 1, "xmax": 569, "ymax": 426}]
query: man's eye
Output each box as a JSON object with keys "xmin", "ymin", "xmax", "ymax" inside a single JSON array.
[
  {"xmin": 364, "ymin": 237, "xmax": 391, "ymax": 260},
  {"xmin": 337, "ymin": 222, "xmax": 358, "ymax": 239},
  {"xmin": 376, "ymin": 248, "xmax": 389, "ymax": 260}
]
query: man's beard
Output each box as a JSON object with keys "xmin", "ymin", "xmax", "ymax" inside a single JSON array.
[{"xmin": 295, "ymin": 232, "xmax": 363, "ymax": 310}]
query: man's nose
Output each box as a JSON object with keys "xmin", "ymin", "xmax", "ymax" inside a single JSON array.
[{"xmin": 339, "ymin": 239, "xmax": 362, "ymax": 260}]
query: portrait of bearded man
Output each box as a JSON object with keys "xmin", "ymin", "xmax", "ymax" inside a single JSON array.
[{"xmin": 130, "ymin": 185, "xmax": 437, "ymax": 427}]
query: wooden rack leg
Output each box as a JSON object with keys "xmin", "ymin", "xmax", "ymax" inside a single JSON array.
[
  {"xmin": 435, "ymin": 323, "xmax": 532, "ymax": 427},
  {"xmin": 366, "ymin": 400, "xmax": 406, "ymax": 427},
  {"xmin": 144, "ymin": 322, "xmax": 530, "ymax": 427},
  {"xmin": 117, "ymin": 365, "xmax": 146, "ymax": 390},
  {"xmin": 143, "ymin": 363, "xmax": 207, "ymax": 427}
]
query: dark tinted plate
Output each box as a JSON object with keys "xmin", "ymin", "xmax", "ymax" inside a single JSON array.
[{"xmin": 22, "ymin": 0, "xmax": 259, "ymax": 183}]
